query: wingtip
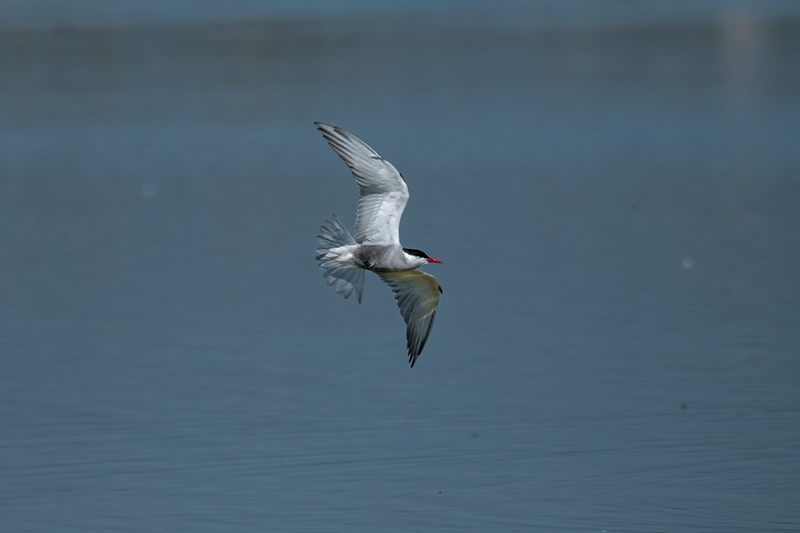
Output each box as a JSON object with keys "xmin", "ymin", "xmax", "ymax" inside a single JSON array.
[{"xmin": 408, "ymin": 345, "xmax": 421, "ymax": 368}]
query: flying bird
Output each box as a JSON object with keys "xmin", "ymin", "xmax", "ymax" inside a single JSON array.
[{"xmin": 314, "ymin": 123, "xmax": 442, "ymax": 367}]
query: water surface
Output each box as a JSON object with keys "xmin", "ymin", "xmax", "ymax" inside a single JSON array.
[{"xmin": 1, "ymin": 2, "xmax": 799, "ymax": 531}]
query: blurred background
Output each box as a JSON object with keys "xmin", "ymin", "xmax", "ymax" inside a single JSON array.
[{"xmin": 1, "ymin": 1, "xmax": 799, "ymax": 531}]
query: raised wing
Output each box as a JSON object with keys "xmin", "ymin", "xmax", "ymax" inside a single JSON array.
[
  {"xmin": 376, "ymin": 269, "xmax": 442, "ymax": 368},
  {"xmin": 315, "ymin": 123, "xmax": 409, "ymax": 245}
]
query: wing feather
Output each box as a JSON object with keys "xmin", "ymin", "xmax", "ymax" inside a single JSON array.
[
  {"xmin": 315, "ymin": 123, "xmax": 409, "ymax": 245},
  {"xmin": 376, "ymin": 270, "xmax": 442, "ymax": 367}
]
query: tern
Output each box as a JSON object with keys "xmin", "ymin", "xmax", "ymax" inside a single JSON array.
[{"xmin": 314, "ymin": 123, "xmax": 442, "ymax": 367}]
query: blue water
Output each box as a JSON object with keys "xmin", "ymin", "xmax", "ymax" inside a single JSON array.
[{"xmin": 1, "ymin": 2, "xmax": 799, "ymax": 531}]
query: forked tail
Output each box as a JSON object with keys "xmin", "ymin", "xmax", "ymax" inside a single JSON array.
[{"xmin": 316, "ymin": 215, "xmax": 365, "ymax": 303}]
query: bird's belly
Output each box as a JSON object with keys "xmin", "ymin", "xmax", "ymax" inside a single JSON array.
[{"xmin": 355, "ymin": 245, "xmax": 402, "ymax": 271}]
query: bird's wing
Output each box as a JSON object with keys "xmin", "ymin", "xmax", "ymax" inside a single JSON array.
[
  {"xmin": 376, "ymin": 269, "xmax": 442, "ymax": 367},
  {"xmin": 316, "ymin": 123, "xmax": 409, "ymax": 245}
]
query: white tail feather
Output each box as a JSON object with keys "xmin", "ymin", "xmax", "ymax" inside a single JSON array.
[{"xmin": 316, "ymin": 215, "xmax": 365, "ymax": 303}]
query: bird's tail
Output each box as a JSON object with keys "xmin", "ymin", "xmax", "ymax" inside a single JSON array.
[{"xmin": 316, "ymin": 215, "xmax": 365, "ymax": 303}]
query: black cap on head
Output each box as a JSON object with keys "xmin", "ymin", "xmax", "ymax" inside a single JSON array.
[{"xmin": 403, "ymin": 248, "xmax": 430, "ymax": 259}]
